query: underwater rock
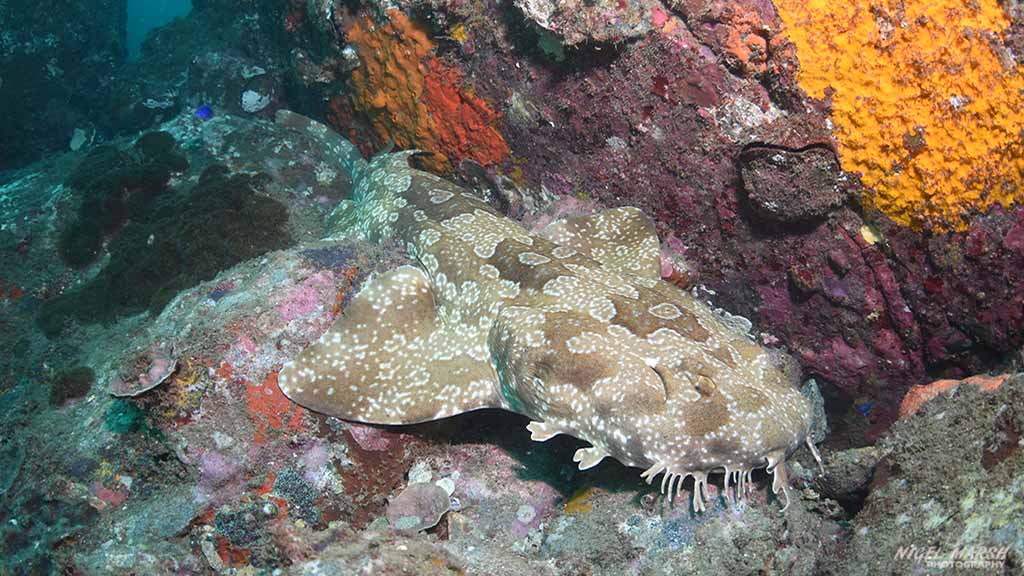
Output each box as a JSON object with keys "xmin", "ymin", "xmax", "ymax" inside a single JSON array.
[
  {"xmin": 191, "ymin": 54, "xmax": 282, "ymax": 118},
  {"xmin": 386, "ymin": 481, "xmax": 452, "ymax": 533},
  {"xmin": 117, "ymin": 485, "xmax": 204, "ymax": 543},
  {"xmin": 49, "ymin": 367, "xmax": 96, "ymax": 407},
  {"xmin": 281, "ymin": 525, "xmax": 466, "ymax": 575},
  {"xmin": 898, "ymin": 374, "xmax": 1009, "ymax": 419},
  {"xmin": 13, "ymin": 240, "xmax": 388, "ymax": 572},
  {"xmin": 812, "ymin": 446, "xmax": 882, "ymax": 513},
  {"xmin": 828, "ymin": 373, "xmax": 1024, "ymax": 574},
  {"xmin": 0, "ymin": 484, "xmax": 100, "ymax": 574},
  {"xmin": 0, "ymin": 0, "xmax": 126, "ymax": 170},
  {"xmin": 0, "ymin": 104, "xmax": 409, "ymax": 571},
  {"xmin": 104, "ymin": 399, "xmax": 148, "ymax": 434},
  {"xmin": 513, "ymin": 0, "xmax": 658, "ymax": 46},
  {"xmin": 518, "ymin": 473, "xmax": 843, "ymax": 576},
  {"xmin": 740, "ymin": 145, "xmax": 846, "ymax": 224},
  {"xmin": 103, "ymin": 0, "xmax": 293, "ymax": 137},
  {"xmin": 0, "ymin": 441, "xmax": 25, "ymax": 497},
  {"xmin": 884, "ymin": 207, "xmax": 1024, "ymax": 382}
]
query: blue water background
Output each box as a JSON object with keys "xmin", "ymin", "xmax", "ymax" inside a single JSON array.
[{"xmin": 126, "ymin": 0, "xmax": 193, "ymax": 59}]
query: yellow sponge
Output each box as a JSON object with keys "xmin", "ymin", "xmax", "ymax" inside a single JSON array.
[{"xmin": 776, "ymin": 0, "xmax": 1024, "ymax": 230}]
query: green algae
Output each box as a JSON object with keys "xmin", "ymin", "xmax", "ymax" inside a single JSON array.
[
  {"xmin": 58, "ymin": 134, "xmax": 188, "ymax": 269},
  {"xmin": 40, "ymin": 153, "xmax": 293, "ymax": 337}
]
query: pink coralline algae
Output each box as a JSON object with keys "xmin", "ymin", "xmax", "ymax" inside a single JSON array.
[
  {"xmin": 194, "ymin": 449, "xmax": 247, "ymax": 505},
  {"xmin": 91, "ymin": 482, "xmax": 129, "ymax": 510},
  {"xmin": 276, "ymin": 271, "xmax": 336, "ymax": 322}
]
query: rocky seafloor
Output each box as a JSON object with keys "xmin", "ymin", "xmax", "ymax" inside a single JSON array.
[{"xmin": 1, "ymin": 0, "xmax": 1023, "ymax": 574}]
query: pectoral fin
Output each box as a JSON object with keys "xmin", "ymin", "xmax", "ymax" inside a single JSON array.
[
  {"xmin": 539, "ymin": 207, "xmax": 661, "ymax": 278},
  {"xmin": 278, "ymin": 265, "xmax": 500, "ymax": 424}
]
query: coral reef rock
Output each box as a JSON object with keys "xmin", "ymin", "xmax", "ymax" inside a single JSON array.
[{"xmin": 824, "ymin": 373, "xmax": 1024, "ymax": 574}]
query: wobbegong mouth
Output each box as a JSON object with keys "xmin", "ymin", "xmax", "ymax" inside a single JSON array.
[{"xmin": 639, "ymin": 437, "xmax": 823, "ymax": 513}]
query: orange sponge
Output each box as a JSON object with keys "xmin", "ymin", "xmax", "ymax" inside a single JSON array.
[
  {"xmin": 342, "ymin": 11, "xmax": 508, "ymax": 173},
  {"xmin": 776, "ymin": 0, "xmax": 1024, "ymax": 230}
]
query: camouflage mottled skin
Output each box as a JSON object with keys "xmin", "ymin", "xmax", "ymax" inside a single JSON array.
[{"xmin": 279, "ymin": 139, "xmax": 816, "ymax": 511}]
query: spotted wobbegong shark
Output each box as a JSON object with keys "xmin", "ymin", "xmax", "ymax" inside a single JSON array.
[{"xmin": 276, "ymin": 111, "xmax": 820, "ymax": 512}]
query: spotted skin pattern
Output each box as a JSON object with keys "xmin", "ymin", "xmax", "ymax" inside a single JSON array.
[{"xmin": 278, "ymin": 148, "xmax": 817, "ymax": 512}]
